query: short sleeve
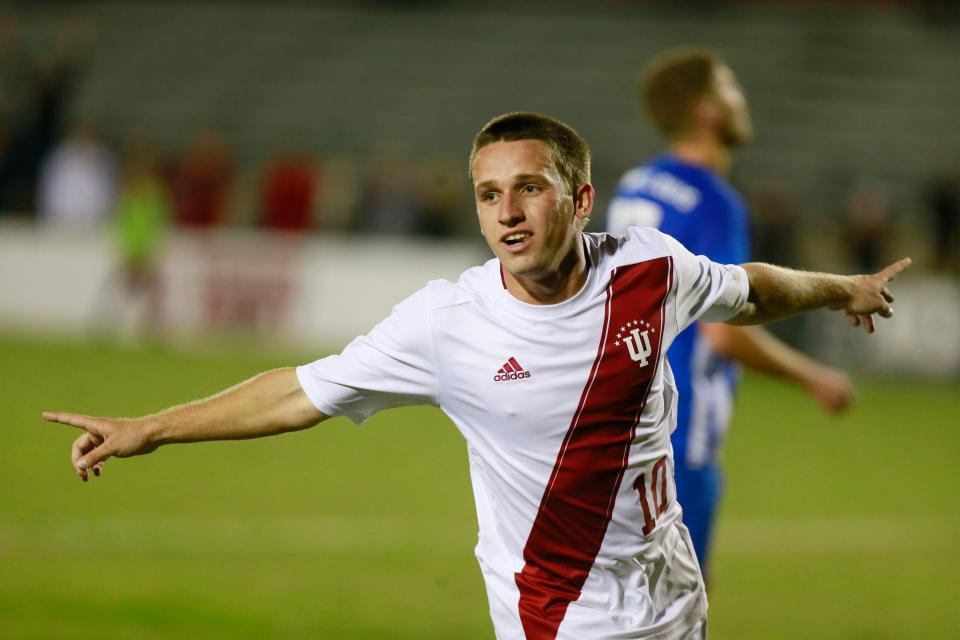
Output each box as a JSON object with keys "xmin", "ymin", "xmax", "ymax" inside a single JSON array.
[
  {"xmin": 659, "ymin": 231, "xmax": 750, "ymax": 329},
  {"xmin": 296, "ymin": 285, "xmax": 440, "ymax": 424}
]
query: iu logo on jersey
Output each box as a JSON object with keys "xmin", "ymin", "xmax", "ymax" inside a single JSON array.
[
  {"xmin": 493, "ymin": 357, "xmax": 532, "ymax": 382},
  {"xmin": 614, "ymin": 319, "xmax": 656, "ymax": 367}
]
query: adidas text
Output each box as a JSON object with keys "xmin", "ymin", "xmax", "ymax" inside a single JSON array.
[{"xmin": 493, "ymin": 371, "xmax": 532, "ymax": 382}]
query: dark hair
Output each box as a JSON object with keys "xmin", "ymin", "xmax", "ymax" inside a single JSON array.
[
  {"xmin": 469, "ymin": 111, "xmax": 591, "ymax": 195},
  {"xmin": 642, "ymin": 47, "xmax": 724, "ymax": 138}
]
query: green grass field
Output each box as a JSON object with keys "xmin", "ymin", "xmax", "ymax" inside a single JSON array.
[{"xmin": 2, "ymin": 334, "xmax": 958, "ymax": 639}]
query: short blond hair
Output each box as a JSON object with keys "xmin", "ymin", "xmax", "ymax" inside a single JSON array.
[{"xmin": 642, "ymin": 47, "xmax": 724, "ymax": 138}]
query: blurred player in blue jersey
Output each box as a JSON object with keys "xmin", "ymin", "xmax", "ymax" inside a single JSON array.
[{"xmin": 606, "ymin": 48, "xmax": 854, "ymax": 582}]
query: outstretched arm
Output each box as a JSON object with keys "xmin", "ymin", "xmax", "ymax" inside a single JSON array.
[
  {"xmin": 728, "ymin": 258, "xmax": 911, "ymax": 333},
  {"xmin": 700, "ymin": 323, "xmax": 853, "ymax": 413},
  {"xmin": 43, "ymin": 367, "xmax": 327, "ymax": 481}
]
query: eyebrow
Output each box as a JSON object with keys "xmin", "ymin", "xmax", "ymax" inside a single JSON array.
[{"xmin": 474, "ymin": 173, "xmax": 550, "ymax": 191}]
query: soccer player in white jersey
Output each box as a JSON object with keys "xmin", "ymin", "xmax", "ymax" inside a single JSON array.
[{"xmin": 44, "ymin": 112, "xmax": 909, "ymax": 639}]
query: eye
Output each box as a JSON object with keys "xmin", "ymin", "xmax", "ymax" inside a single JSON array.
[
  {"xmin": 522, "ymin": 184, "xmax": 541, "ymax": 194},
  {"xmin": 480, "ymin": 191, "xmax": 499, "ymax": 203}
]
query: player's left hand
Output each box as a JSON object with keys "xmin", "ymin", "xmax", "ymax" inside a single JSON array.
[
  {"xmin": 837, "ymin": 257, "xmax": 911, "ymax": 334},
  {"xmin": 805, "ymin": 365, "xmax": 854, "ymax": 414}
]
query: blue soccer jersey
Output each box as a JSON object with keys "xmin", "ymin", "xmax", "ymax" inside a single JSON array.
[{"xmin": 606, "ymin": 155, "xmax": 750, "ymax": 566}]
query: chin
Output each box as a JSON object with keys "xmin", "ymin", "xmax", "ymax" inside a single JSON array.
[
  {"xmin": 501, "ymin": 257, "xmax": 540, "ymax": 280},
  {"xmin": 501, "ymin": 259, "xmax": 530, "ymax": 277},
  {"xmin": 719, "ymin": 115, "xmax": 752, "ymax": 148},
  {"xmin": 728, "ymin": 121, "xmax": 754, "ymax": 147},
  {"xmin": 725, "ymin": 135, "xmax": 748, "ymax": 149}
]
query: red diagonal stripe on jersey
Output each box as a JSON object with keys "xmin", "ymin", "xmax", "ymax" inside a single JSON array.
[
  {"xmin": 515, "ymin": 257, "xmax": 673, "ymax": 640},
  {"xmin": 508, "ymin": 357, "xmax": 524, "ymax": 371},
  {"xmin": 502, "ymin": 361, "xmax": 516, "ymax": 373}
]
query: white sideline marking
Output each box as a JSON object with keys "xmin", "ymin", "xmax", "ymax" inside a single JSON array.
[{"xmin": 1, "ymin": 516, "xmax": 958, "ymax": 555}]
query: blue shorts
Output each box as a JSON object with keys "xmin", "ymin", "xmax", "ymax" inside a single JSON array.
[{"xmin": 674, "ymin": 462, "xmax": 724, "ymax": 572}]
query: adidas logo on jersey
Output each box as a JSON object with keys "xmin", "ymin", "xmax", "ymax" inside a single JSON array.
[{"xmin": 493, "ymin": 357, "xmax": 532, "ymax": 382}]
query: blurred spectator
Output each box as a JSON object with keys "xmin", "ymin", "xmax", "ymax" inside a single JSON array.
[
  {"xmin": 926, "ymin": 167, "xmax": 960, "ymax": 272},
  {"xmin": 354, "ymin": 151, "xmax": 424, "ymax": 234},
  {"xmin": 258, "ymin": 151, "xmax": 319, "ymax": 232},
  {"xmin": 0, "ymin": 16, "xmax": 91, "ymax": 215},
  {"xmin": 318, "ymin": 154, "xmax": 362, "ymax": 230},
  {"xmin": 747, "ymin": 178, "xmax": 800, "ymax": 267},
  {"xmin": 843, "ymin": 179, "xmax": 892, "ymax": 271},
  {"xmin": 37, "ymin": 122, "xmax": 117, "ymax": 228},
  {"xmin": 414, "ymin": 164, "xmax": 461, "ymax": 238},
  {"xmin": 167, "ymin": 132, "xmax": 233, "ymax": 228},
  {"xmin": 92, "ymin": 135, "xmax": 170, "ymax": 338},
  {"xmin": 115, "ymin": 137, "xmax": 170, "ymax": 278},
  {"xmin": 0, "ymin": 15, "xmax": 16, "ymax": 214}
]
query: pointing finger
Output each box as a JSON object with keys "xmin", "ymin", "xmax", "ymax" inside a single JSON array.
[
  {"xmin": 43, "ymin": 412, "xmax": 104, "ymax": 435},
  {"xmin": 880, "ymin": 257, "xmax": 912, "ymax": 282}
]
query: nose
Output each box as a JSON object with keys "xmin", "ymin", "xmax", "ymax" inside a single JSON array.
[{"xmin": 498, "ymin": 192, "xmax": 525, "ymax": 226}]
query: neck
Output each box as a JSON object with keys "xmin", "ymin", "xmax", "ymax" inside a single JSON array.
[
  {"xmin": 668, "ymin": 132, "xmax": 732, "ymax": 175},
  {"xmin": 504, "ymin": 235, "xmax": 588, "ymax": 305}
]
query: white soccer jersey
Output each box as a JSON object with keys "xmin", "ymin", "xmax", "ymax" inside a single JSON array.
[{"xmin": 297, "ymin": 228, "xmax": 749, "ymax": 640}]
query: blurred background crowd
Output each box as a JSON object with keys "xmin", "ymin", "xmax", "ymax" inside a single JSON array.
[
  {"xmin": 0, "ymin": 7, "xmax": 475, "ymax": 245},
  {"xmin": 1, "ymin": 1, "xmax": 958, "ymax": 264},
  {"xmin": 0, "ymin": 0, "xmax": 958, "ymax": 365}
]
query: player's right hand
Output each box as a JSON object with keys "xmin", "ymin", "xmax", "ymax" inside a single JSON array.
[{"xmin": 41, "ymin": 412, "xmax": 158, "ymax": 482}]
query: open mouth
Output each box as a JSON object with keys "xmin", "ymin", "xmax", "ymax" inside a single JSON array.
[{"xmin": 502, "ymin": 232, "xmax": 532, "ymax": 250}]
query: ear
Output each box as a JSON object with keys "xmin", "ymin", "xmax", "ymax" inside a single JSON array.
[
  {"xmin": 694, "ymin": 97, "xmax": 719, "ymax": 125},
  {"xmin": 573, "ymin": 183, "xmax": 594, "ymax": 223}
]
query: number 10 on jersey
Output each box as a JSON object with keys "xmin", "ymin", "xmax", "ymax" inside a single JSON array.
[{"xmin": 634, "ymin": 456, "xmax": 669, "ymax": 536}]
